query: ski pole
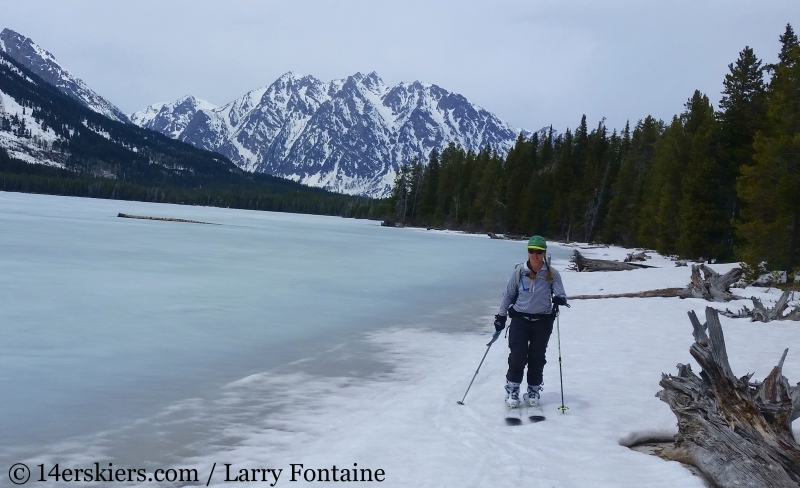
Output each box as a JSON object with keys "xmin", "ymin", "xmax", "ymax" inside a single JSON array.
[
  {"xmin": 556, "ymin": 312, "xmax": 568, "ymax": 414},
  {"xmin": 456, "ymin": 330, "xmax": 502, "ymax": 405}
]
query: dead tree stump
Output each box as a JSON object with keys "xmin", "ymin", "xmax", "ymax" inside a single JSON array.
[
  {"xmin": 657, "ymin": 307, "xmax": 800, "ymax": 487},
  {"xmin": 624, "ymin": 251, "xmax": 649, "ymax": 262},
  {"xmin": 678, "ymin": 264, "xmax": 742, "ymax": 302},
  {"xmin": 721, "ymin": 291, "xmax": 800, "ymax": 322},
  {"xmin": 570, "ymin": 250, "xmax": 655, "ymax": 272}
]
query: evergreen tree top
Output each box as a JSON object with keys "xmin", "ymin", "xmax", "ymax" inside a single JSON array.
[
  {"xmin": 720, "ymin": 46, "xmax": 765, "ymax": 112},
  {"xmin": 779, "ymin": 23, "xmax": 799, "ymax": 66}
]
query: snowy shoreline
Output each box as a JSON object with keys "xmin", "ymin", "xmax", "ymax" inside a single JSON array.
[
  {"xmin": 3, "ymin": 193, "xmax": 797, "ymax": 487},
  {"xmin": 160, "ymin": 242, "xmax": 799, "ymax": 487}
]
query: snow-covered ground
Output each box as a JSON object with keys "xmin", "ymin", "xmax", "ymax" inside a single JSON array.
[
  {"xmin": 163, "ymin": 248, "xmax": 798, "ymax": 488},
  {"xmin": 2, "ymin": 192, "xmax": 798, "ymax": 487}
]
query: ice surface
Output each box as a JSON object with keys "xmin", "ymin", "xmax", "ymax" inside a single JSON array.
[
  {"xmin": 0, "ymin": 192, "xmax": 547, "ymax": 465},
  {"xmin": 2, "ymin": 192, "xmax": 797, "ymax": 487}
]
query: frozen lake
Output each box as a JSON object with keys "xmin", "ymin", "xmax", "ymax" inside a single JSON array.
[
  {"xmin": 0, "ymin": 192, "xmax": 565, "ymax": 469},
  {"xmin": 4, "ymin": 192, "xmax": 798, "ymax": 487}
]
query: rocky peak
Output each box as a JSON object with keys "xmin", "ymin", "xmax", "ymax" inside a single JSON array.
[{"xmin": 132, "ymin": 71, "xmax": 530, "ymax": 197}]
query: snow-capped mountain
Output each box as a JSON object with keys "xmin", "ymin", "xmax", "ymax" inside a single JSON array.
[
  {"xmin": 129, "ymin": 96, "xmax": 217, "ymax": 138},
  {"xmin": 0, "ymin": 49, "xmax": 240, "ymax": 182},
  {"xmin": 133, "ymin": 72, "xmax": 529, "ymax": 197},
  {"xmin": 0, "ymin": 28, "xmax": 129, "ymax": 123},
  {"xmin": 0, "ymin": 27, "xmax": 529, "ymax": 197}
]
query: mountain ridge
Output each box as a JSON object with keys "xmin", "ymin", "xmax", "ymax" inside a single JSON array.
[
  {"xmin": 0, "ymin": 27, "xmax": 532, "ymax": 198},
  {"xmin": 133, "ymin": 71, "xmax": 531, "ymax": 197},
  {"xmin": 0, "ymin": 28, "xmax": 130, "ymax": 123}
]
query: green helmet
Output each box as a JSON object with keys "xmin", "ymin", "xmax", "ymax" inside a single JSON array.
[{"xmin": 527, "ymin": 235, "xmax": 547, "ymax": 251}]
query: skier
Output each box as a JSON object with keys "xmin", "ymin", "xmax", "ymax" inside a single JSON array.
[{"xmin": 493, "ymin": 235, "xmax": 568, "ymax": 408}]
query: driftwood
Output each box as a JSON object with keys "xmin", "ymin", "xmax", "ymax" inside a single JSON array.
[
  {"xmin": 569, "ymin": 250, "xmax": 656, "ymax": 272},
  {"xmin": 117, "ymin": 213, "xmax": 216, "ymax": 225},
  {"xmin": 678, "ymin": 264, "xmax": 742, "ymax": 302},
  {"xmin": 570, "ymin": 288, "xmax": 682, "ymax": 300},
  {"xmin": 624, "ymin": 251, "xmax": 649, "ymax": 262},
  {"xmin": 657, "ymin": 307, "xmax": 800, "ymax": 487},
  {"xmin": 720, "ymin": 291, "xmax": 800, "ymax": 322},
  {"xmin": 487, "ymin": 232, "xmax": 528, "ymax": 241}
]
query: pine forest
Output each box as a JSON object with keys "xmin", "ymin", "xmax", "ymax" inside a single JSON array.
[{"xmin": 387, "ymin": 24, "xmax": 800, "ymax": 283}]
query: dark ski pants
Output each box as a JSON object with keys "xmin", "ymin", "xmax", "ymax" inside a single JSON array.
[{"xmin": 505, "ymin": 315, "xmax": 554, "ymax": 387}]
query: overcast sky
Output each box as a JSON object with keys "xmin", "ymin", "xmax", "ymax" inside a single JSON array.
[{"xmin": 2, "ymin": 1, "xmax": 798, "ymax": 133}]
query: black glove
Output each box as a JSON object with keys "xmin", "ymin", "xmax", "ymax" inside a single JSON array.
[
  {"xmin": 493, "ymin": 314, "xmax": 507, "ymax": 332},
  {"xmin": 552, "ymin": 296, "xmax": 569, "ymax": 307}
]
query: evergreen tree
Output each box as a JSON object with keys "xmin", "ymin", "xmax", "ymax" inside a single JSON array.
[
  {"xmin": 676, "ymin": 91, "xmax": 725, "ymax": 259},
  {"xmin": 473, "ymin": 145, "xmax": 505, "ymax": 231},
  {"xmin": 737, "ymin": 39, "xmax": 800, "ymax": 282},
  {"xmin": 519, "ymin": 131, "xmax": 544, "ymax": 234},
  {"xmin": 460, "ymin": 149, "xmax": 480, "ymax": 230},
  {"xmin": 574, "ymin": 115, "xmax": 589, "ymax": 166},
  {"xmin": 719, "ymin": 47, "xmax": 767, "ymax": 248},
  {"xmin": 636, "ymin": 114, "xmax": 689, "ymax": 253},
  {"xmin": 548, "ymin": 130, "xmax": 576, "ymax": 239},
  {"xmin": 777, "ymin": 24, "xmax": 799, "ymax": 67},
  {"xmin": 407, "ymin": 157, "xmax": 424, "ymax": 221},
  {"xmin": 581, "ymin": 119, "xmax": 613, "ymax": 241},
  {"xmin": 417, "ymin": 149, "xmax": 440, "ymax": 224},
  {"xmin": 389, "ymin": 163, "xmax": 411, "ymax": 224},
  {"xmin": 602, "ymin": 124, "xmax": 628, "ymax": 241},
  {"xmin": 437, "ymin": 143, "xmax": 467, "ymax": 226},
  {"xmin": 503, "ymin": 134, "xmax": 533, "ymax": 234},
  {"xmin": 717, "ymin": 46, "xmax": 767, "ymax": 256}
]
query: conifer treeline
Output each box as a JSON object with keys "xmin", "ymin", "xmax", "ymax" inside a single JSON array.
[
  {"xmin": 388, "ymin": 24, "xmax": 800, "ymax": 281},
  {"xmin": 0, "ymin": 149, "xmax": 385, "ymax": 219}
]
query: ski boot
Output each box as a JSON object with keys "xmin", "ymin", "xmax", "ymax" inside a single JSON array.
[
  {"xmin": 523, "ymin": 384, "xmax": 541, "ymax": 407},
  {"xmin": 505, "ymin": 381, "xmax": 521, "ymax": 408}
]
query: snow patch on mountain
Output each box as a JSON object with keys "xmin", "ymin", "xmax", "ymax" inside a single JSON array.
[
  {"xmin": 132, "ymin": 72, "xmax": 530, "ymax": 197},
  {"xmin": 0, "ymin": 54, "xmax": 37, "ymax": 85},
  {"xmin": 0, "ymin": 88, "xmax": 67, "ymax": 167}
]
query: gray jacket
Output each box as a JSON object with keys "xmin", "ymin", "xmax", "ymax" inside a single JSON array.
[{"xmin": 497, "ymin": 261, "xmax": 567, "ymax": 316}]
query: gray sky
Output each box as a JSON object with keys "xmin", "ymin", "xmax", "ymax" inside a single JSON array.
[{"xmin": 2, "ymin": 1, "xmax": 798, "ymax": 133}]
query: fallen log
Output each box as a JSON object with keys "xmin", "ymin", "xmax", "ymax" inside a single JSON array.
[
  {"xmin": 117, "ymin": 213, "xmax": 216, "ymax": 225},
  {"xmin": 624, "ymin": 251, "xmax": 649, "ymax": 262},
  {"xmin": 570, "ymin": 288, "xmax": 682, "ymax": 300},
  {"xmin": 569, "ymin": 250, "xmax": 656, "ymax": 272},
  {"xmin": 720, "ymin": 291, "xmax": 800, "ymax": 322},
  {"xmin": 678, "ymin": 264, "xmax": 742, "ymax": 302},
  {"xmin": 657, "ymin": 307, "xmax": 800, "ymax": 487}
]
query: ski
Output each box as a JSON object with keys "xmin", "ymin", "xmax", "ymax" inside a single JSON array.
[
  {"xmin": 504, "ymin": 398, "xmax": 523, "ymax": 425},
  {"xmin": 505, "ymin": 405, "xmax": 523, "ymax": 426},
  {"xmin": 526, "ymin": 404, "xmax": 546, "ymax": 423}
]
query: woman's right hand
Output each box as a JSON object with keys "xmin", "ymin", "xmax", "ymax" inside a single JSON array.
[{"xmin": 494, "ymin": 314, "xmax": 507, "ymax": 332}]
